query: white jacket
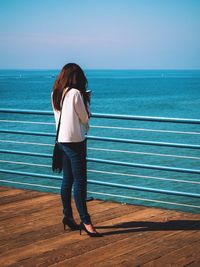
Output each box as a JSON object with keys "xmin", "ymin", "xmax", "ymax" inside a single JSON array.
[{"xmin": 51, "ymin": 88, "xmax": 89, "ymax": 142}]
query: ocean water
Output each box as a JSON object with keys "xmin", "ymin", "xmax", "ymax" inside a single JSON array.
[{"xmin": 0, "ymin": 69, "xmax": 200, "ymax": 213}]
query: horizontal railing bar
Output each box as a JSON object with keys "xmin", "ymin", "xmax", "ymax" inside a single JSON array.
[
  {"xmin": 0, "ymin": 179, "xmax": 60, "ymax": 190},
  {"xmin": 0, "ymin": 159, "xmax": 199, "ymax": 184},
  {"xmin": 0, "ymin": 159, "xmax": 50, "ymax": 168},
  {"xmin": 0, "ymin": 140, "xmax": 54, "ymax": 147},
  {"xmin": 0, "ymin": 120, "xmax": 199, "ymax": 135},
  {"xmin": 91, "ymin": 113, "xmax": 200, "ymax": 124},
  {"xmin": 1, "ymin": 129, "xmax": 200, "ymax": 151},
  {"xmin": 0, "ymin": 169, "xmax": 199, "ymax": 198},
  {"xmin": 0, "ymin": 139, "xmax": 199, "ymax": 160},
  {"xmin": 0, "ymin": 149, "xmax": 50, "ymax": 158},
  {"xmin": 0, "ymin": 169, "xmax": 61, "ymax": 180},
  {"xmin": 0, "ymin": 109, "xmax": 199, "ymax": 124},
  {"xmin": 1, "ymin": 149, "xmax": 200, "ymax": 174},
  {"xmin": 0, "ymin": 119, "xmax": 54, "ymax": 125},
  {"xmin": 0, "ymin": 129, "xmax": 54, "ymax": 137},
  {"xmin": 88, "ymin": 157, "xmax": 200, "ymax": 174},
  {"xmin": 88, "ymin": 169, "xmax": 200, "ymax": 185},
  {"xmin": 0, "ymin": 108, "xmax": 53, "ymax": 115},
  {"xmin": 88, "ymin": 191, "xmax": 200, "ymax": 209},
  {"xmin": 91, "ymin": 125, "xmax": 200, "ymax": 135},
  {"xmin": 88, "ymin": 147, "xmax": 200, "ymax": 160},
  {"xmin": 0, "ymin": 119, "xmax": 199, "ymax": 136},
  {"xmin": 88, "ymin": 179, "xmax": 200, "ymax": 198},
  {"xmin": 0, "ymin": 129, "xmax": 199, "ymax": 149},
  {"xmin": 0, "ymin": 179, "xmax": 199, "ymax": 209},
  {"xmin": 88, "ymin": 136, "xmax": 200, "ymax": 149}
]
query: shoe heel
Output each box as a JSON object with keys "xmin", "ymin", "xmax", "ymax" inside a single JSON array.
[
  {"xmin": 79, "ymin": 222, "xmax": 103, "ymax": 237},
  {"xmin": 62, "ymin": 217, "xmax": 79, "ymax": 231}
]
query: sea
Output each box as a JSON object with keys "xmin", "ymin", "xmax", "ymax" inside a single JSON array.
[{"xmin": 0, "ymin": 69, "xmax": 200, "ymax": 213}]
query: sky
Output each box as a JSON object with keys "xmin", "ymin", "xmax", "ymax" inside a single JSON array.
[{"xmin": 0, "ymin": 0, "xmax": 200, "ymax": 69}]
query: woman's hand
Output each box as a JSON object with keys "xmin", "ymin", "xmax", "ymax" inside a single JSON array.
[{"xmin": 85, "ymin": 90, "xmax": 91, "ymax": 105}]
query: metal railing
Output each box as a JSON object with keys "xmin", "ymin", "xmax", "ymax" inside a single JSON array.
[{"xmin": 0, "ymin": 108, "xmax": 200, "ymax": 212}]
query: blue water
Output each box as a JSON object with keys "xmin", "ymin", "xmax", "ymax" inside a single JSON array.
[
  {"xmin": 0, "ymin": 69, "xmax": 200, "ymax": 213},
  {"xmin": 1, "ymin": 69, "xmax": 200, "ymax": 117}
]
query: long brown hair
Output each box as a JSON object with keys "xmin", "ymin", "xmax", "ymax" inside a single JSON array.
[{"xmin": 52, "ymin": 63, "xmax": 88, "ymax": 111}]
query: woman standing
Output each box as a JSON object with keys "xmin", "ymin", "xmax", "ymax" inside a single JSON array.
[{"xmin": 51, "ymin": 63, "xmax": 102, "ymax": 237}]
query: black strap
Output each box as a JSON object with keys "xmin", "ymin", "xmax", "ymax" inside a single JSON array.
[{"xmin": 55, "ymin": 88, "xmax": 71, "ymax": 142}]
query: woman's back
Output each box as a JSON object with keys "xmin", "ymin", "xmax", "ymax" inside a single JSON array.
[{"xmin": 52, "ymin": 88, "xmax": 89, "ymax": 142}]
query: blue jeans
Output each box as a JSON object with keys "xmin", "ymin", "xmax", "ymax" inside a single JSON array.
[{"xmin": 58, "ymin": 140, "xmax": 91, "ymax": 224}]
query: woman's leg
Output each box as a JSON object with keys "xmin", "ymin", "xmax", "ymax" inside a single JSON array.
[
  {"xmin": 60, "ymin": 147, "xmax": 74, "ymax": 219},
  {"xmin": 69, "ymin": 141, "xmax": 91, "ymax": 224}
]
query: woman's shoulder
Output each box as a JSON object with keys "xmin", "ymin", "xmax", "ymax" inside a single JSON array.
[
  {"xmin": 67, "ymin": 88, "xmax": 82, "ymax": 98},
  {"xmin": 69, "ymin": 88, "xmax": 80, "ymax": 94},
  {"xmin": 62, "ymin": 88, "xmax": 79, "ymax": 100}
]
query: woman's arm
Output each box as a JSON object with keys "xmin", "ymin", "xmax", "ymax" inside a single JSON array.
[{"xmin": 74, "ymin": 91, "xmax": 89, "ymax": 124}]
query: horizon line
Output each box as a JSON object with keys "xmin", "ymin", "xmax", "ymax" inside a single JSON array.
[{"xmin": 0, "ymin": 68, "xmax": 200, "ymax": 71}]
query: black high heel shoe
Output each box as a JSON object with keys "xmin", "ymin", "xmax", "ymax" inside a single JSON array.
[
  {"xmin": 79, "ymin": 222, "xmax": 103, "ymax": 237},
  {"xmin": 62, "ymin": 217, "xmax": 79, "ymax": 231}
]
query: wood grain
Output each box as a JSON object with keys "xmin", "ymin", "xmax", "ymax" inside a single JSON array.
[{"xmin": 0, "ymin": 186, "xmax": 199, "ymax": 267}]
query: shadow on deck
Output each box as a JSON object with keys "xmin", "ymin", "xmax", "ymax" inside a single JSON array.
[{"xmin": 0, "ymin": 186, "xmax": 200, "ymax": 267}]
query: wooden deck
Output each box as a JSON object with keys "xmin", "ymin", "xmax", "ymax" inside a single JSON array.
[{"xmin": 0, "ymin": 186, "xmax": 200, "ymax": 267}]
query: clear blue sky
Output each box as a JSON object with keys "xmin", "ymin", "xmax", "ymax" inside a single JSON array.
[{"xmin": 0, "ymin": 0, "xmax": 200, "ymax": 69}]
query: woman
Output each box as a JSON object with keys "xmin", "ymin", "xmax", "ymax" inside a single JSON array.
[{"xmin": 51, "ymin": 63, "xmax": 102, "ymax": 237}]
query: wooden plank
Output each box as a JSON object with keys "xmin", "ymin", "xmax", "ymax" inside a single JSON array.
[
  {"xmin": 0, "ymin": 190, "xmax": 48, "ymax": 205},
  {"xmin": 0, "ymin": 188, "xmax": 27, "ymax": 197},
  {"xmin": 0, "ymin": 198, "xmax": 121, "ymax": 232},
  {"xmin": 0, "ymin": 186, "xmax": 199, "ymax": 267},
  {"xmin": 141, "ymin": 240, "xmax": 200, "ymax": 267},
  {"xmin": 48, "ymin": 212, "xmax": 200, "ymax": 267},
  {"xmin": 0, "ymin": 199, "xmax": 137, "ymax": 246},
  {"xmin": 186, "ymin": 261, "xmax": 200, "ymax": 267},
  {"xmin": 0, "ymin": 194, "xmax": 129, "ymax": 243},
  {"xmin": 0, "ymin": 195, "xmax": 101, "ymax": 221},
  {"xmin": 49, "ymin": 231, "xmax": 168, "ymax": 267},
  {"xmin": 0, "ymin": 200, "xmax": 126, "ymax": 246},
  {"xmin": 0, "ymin": 195, "xmax": 60, "ymax": 221},
  {"xmin": 17, "ymin": 209, "xmax": 167, "ymax": 267},
  {"xmin": 0, "ymin": 204, "xmax": 153, "ymax": 266},
  {"xmin": 0, "ymin": 194, "xmax": 59, "ymax": 212},
  {"xmin": 90, "ymin": 219, "xmax": 200, "ymax": 266},
  {"xmin": 0, "ymin": 186, "xmax": 21, "ymax": 192}
]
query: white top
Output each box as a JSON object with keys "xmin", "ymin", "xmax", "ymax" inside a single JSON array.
[{"xmin": 51, "ymin": 88, "xmax": 89, "ymax": 142}]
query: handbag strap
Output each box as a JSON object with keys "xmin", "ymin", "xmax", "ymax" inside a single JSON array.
[{"xmin": 55, "ymin": 87, "xmax": 71, "ymax": 142}]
